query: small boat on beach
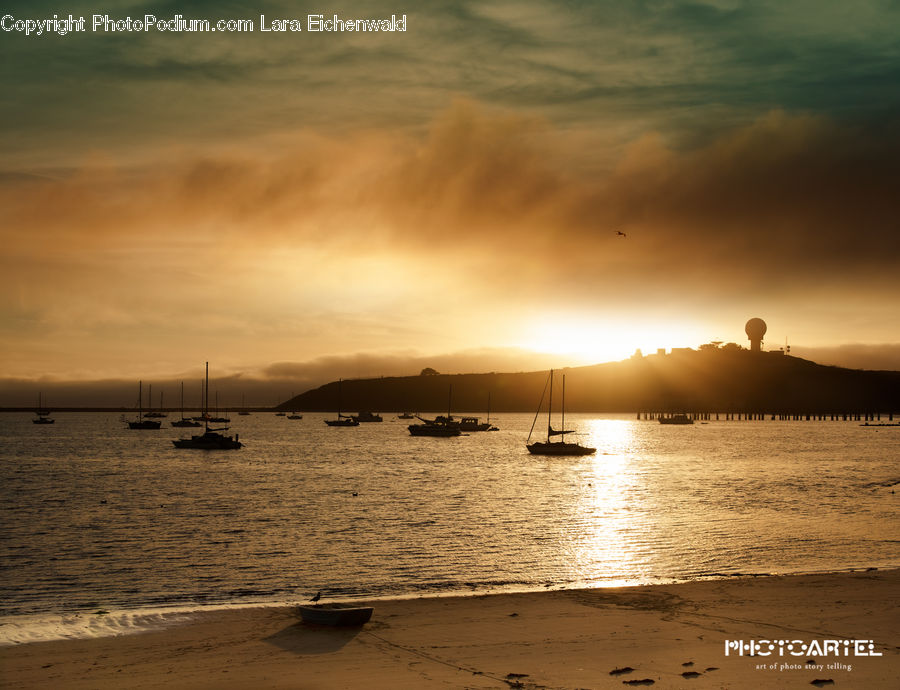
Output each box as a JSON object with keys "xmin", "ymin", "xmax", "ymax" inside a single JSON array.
[
  {"xmin": 526, "ymin": 370, "xmax": 595, "ymax": 456},
  {"xmin": 297, "ymin": 604, "xmax": 374, "ymax": 626}
]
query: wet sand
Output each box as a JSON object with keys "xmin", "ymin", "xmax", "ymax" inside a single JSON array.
[{"xmin": 2, "ymin": 569, "xmax": 897, "ymax": 689}]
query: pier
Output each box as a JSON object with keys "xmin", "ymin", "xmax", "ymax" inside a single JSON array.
[{"xmin": 638, "ymin": 411, "xmax": 896, "ymax": 421}]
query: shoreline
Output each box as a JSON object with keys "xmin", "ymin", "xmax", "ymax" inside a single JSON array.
[
  {"xmin": 3, "ymin": 564, "xmax": 898, "ymax": 646},
  {"xmin": 2, "ymin": 569, "xmax": 897, "ymax": 689}
]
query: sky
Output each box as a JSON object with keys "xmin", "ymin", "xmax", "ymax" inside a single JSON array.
[{"xmin": 2, "ymin": 0, "xmax": 899, "ymax": 404}]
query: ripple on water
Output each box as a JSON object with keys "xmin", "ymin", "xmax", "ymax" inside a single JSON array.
[{"xmin": 1, "ymin": 412, "xmax": 898, "ymax": 621}]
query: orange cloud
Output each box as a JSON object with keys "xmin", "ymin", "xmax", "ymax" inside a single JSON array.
[
  {"xmin": 5, "ymin": 104, "xmax": 897, "ymax": 274},
  {"xmin": 2, "ymin": 103, "xmax": 898, "ymax": 381}
]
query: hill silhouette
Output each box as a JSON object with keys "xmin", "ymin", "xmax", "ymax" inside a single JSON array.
[{"xmin": 279, "ymin": 350, "xmax": 900, "ymax": 415}]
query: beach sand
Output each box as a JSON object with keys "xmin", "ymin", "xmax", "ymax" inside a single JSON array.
[{"xmin": 1, "ymin": 570, "xmax": 897, "ymax": 689}]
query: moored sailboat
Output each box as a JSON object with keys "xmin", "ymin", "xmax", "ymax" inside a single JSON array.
[
  {"xmin": 173, "ymin": 363, "xmax": 242, "ymax": 449},
  {"xmin": 128, "ymin": 382, "xmax": 162, "ymax": 429},
  {"xmin": 143, "ymin": 385, "xmax": 167, "ymax": 418},
  {"xmin": 457, "ymin": 393, "xmax": 499, "ymax": 431},
  {"xmin": 408, "ymin": 386, "xmax": 461, "ymax": 437},
  {"xmin": 32, "ymin": 392, "xmax": 55, "ymax": 424},
  {"xmin": 353, "ymin": 411, "xmax": 382, "ymax": 423},
  {"xmin": 325, "ymin": 379, "xmax": 359, "ymax": 426},
  {"xmin": 526, "ymin": 370, "xmax": 595, "ymax": 455},
  {"xmin": 171, "ymin": 381, "xmax": 201, "ymax": 427},
  {"xmin": 206, "ymin": 392, "xmax": 230, "ymax": 423}
]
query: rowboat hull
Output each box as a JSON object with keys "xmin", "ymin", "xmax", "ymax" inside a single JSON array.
[{"xmin": 297, "ymin": 605, "xmax": 373, "ymax": 626}]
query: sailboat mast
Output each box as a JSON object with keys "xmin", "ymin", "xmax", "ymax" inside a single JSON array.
[
  {"xmin": 561, "ymin": 374, "xmax": 566, "ymax": 438},
  {"xmin": 139, "ymin": 380, "xmax": 143, "ymax": 418},
  {"xmin": 547, "ymin": 369, "xmax": 553, "ymax": 441},
  {"xmin": 204, "ymin": 362, "xmax": 209, "ymax": 431},
  {"xmin": 447, "ymin": 385, "xmax": 452, "ymax": 418}
]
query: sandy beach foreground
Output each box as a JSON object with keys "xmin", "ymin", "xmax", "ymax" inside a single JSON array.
[{"xmin": 2, "ymin": 570, "xmax": 897, "ymax": 689}]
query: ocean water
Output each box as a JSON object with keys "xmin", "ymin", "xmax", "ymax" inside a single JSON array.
[{"xmin": 1, "ymin": 412, "xmax": 898, "ymax": 642}]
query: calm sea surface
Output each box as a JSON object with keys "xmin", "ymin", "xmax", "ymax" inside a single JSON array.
[{"xmin": 1, "ymin": 412, "xmax": 898, "ymax": 641}]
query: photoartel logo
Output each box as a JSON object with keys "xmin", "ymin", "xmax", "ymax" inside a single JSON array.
[{"xmin": 725, "ymin": 639, "xmax": 882, "ymax": 657}]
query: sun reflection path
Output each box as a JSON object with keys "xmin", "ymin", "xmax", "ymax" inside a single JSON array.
[{"xmin": 563, "ymin": 419, "xmax": 653, "ymax": 586}]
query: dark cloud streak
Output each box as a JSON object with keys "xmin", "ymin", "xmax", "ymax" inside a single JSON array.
[{"xmin": 3, "ymin": 104, "xmax": 898, "ymax": 304}]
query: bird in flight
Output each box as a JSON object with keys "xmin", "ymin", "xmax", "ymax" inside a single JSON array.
[{"xmin": 616, "ymin": 230, "xmax": 627, "ymax": 237}]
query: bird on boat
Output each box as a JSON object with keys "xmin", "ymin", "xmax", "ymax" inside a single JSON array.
[
  {"xmin": 615, "ymin": 230, "xmax": 627, "ymax": 237},
  {"xmin": 310, "ymin": 591, "xmax": 322, "ymax": 604}
]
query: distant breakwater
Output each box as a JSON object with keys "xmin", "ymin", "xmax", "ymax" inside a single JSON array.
[{"xmin": 639, "ymin": 411, "xmax": 896, "ymax": 422}]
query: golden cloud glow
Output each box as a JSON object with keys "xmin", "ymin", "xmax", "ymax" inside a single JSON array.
[{"xmin": 1, "ymin": 103, "xmax": 898, "ymax": 381}]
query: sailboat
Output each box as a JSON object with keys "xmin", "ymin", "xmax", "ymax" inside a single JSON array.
[
  {"xmin": 128, "ymin": 382, "xmax": 162, "ymax": 429},
  {"xmin": 171, "ymin": 381, "xmax": 201, "ymax": 427},
  {"xmin": 457, "ymin": 392, "xmax": 499, "ymax": 432},
  {"xmin": 408, "ymin": 386, "xmax": 461, "ymax": 437},
  {"xmin": 325, "ymin": 379, "xmax": 359, "ymax": 426},
  {"xmin": 239, "ymin": 394, "xmax": 251, "ymax": 415},
  {"xmin": 285, "ymin": 391, "xmax": 302, "ymax": 419},
  {"xmin": 143, "ymin": 385, "xmax": 167, "ymax": 417},
  {"xmin": 173, "ymin": 363, "xmax": 242, "ymax": 449},
  {"xmin": 32, "ymin": 392, "xmax": 55, "ymax": 424},
  {"xmin": 191, "ymin": 380, "xmax": 209, "ymax": 421},
  {"xmin": 207, "ymin": 392, "xmax": 230, "ymax": 423},
  {"xmin": 526, "ymin": 370, "xmax": 595, "ymax": 455},
  {"xmin": 352, "ymin": 411, "xmax": 382, "ymax": 422}
]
